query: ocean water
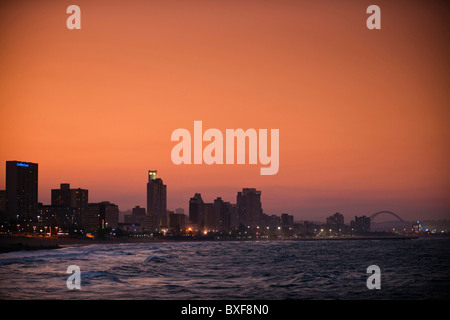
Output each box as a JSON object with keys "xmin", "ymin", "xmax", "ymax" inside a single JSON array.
[{"xmin": 0, "ymin": 238, "xmax": 449, "ymax": 300}]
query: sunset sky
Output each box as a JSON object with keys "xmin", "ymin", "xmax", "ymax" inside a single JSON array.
[{"xmin": 1, "ymin": 0, "xmax": 449, "ymax": 221}]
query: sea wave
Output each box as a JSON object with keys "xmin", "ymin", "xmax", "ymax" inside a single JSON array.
[{"xmin": 0, "ymin": 238, "xmax": 449, "ymax": 299}]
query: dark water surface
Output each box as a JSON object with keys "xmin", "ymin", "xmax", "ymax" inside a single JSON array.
[{"xmin": 0, "ymin": 238, "xmax": 449, "ymax": 299}]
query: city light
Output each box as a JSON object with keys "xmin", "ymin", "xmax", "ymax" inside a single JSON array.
[{"xmin": 16, "ymin": 162, "xmax": 29, "ymax": 167}]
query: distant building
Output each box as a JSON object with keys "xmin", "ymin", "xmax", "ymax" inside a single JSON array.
[
  {"xmin": 214, "ymin": 197, "xmax": 233, "ymax": 232},
  {"xmin": 51, "ymin": 183, "xmax": 88, "ymax": 227},
  {"xmin": 189, "ymin": 196, "xmax": 235, "ymax": 232},
  {"xmin": 85, "ymin": 202, "xmax": 119, "ymax": 232},
  {"xmin": 118, "ymin": 223, "xmax": 143, "ymax": 233},
  {"xmin": 147, "ymin": 170, "xmax": 167, "ymax": 227},
  {"xmin": 168, "ymin": 212, "xmax": 186, "ymax": 232},
  {"xmin": 119, "ymin": 209, "xmax": 131, "ymax": 223},
  {"xmin": 326, "ymin": 212, "xmax": 345, "ymax": 233},
  {"xmin": 228, "ymin": 203, "xmax": 240, "ymax": 229},
  {"xmin": 132, "ymin": 205, "xmax": 146, "ymax": 216},
  {"xmin": 189, "ymin": 193, "xmax": 204, "ymax": 226},
  {"xmin": 144, "ymin": 215, "xmax": 157, "ymax": 233},
  {"xmin": 37, "ymin": 204, "xmax": 79, "ymax": 231},
  {"xmin": 281, "ymin": 213, "xmax": 294, "ymax": 228},
  {"xmin": 237, "ymin": 188, "xmax": 262, "ymax": 227},
  {"xmin": 124, "ymin": 205, "xmax": 146, "ymax": 227},
  {"xmin": 302, "ymin": 221, "xmax": 320, "ymax": 235},
  {"xmin": 207, "ymin": 198, "xmax": 222, "ymax": 231},
  {"xmin": 351, "ymin": 215, "xmax": 371, "ymax": 233},
  {"xmin": 51, "ymin": 183, "xmax": 88, "ymax": 209},
  {"xmin": 6, "ymin": 161, "xmax": 38, "ymax": 222},
  {"xmin": 204, "ymin": 203, "xmax": 215, "ymax": 231},
  {"xmin": 270, "ymin": 214, "xmax": 281, "ymax": 227}
]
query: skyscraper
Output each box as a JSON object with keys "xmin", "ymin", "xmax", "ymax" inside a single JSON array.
[
  {"xmin": 146, "ymin": 170, "xmax": 167, "ymax": 227},
  {"xmin": 189, "ymin": 193, "xmax": 204, "ymax": 226},
  {"xmin": 237, "ymin": 188, "xmax": 262, "ymax": 227},
  {"xmin": 204, "ymin": 202, "xmax": 215, "ymax": 231},
  {"xmin": 6, "ymin": 161, "xmax": 38, "ymax": 222},
  {"xmin": 214, "ymin": 197, "xmax": 232, "ymax": 232}
]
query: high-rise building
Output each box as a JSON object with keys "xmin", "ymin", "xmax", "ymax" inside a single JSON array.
[
  {"xmin": 146, "ymin": 170, "xmax": 167, "ymax": 227},
  {"xmin": 237, "ymin": 188, "xmax": 262, "ymax": 227},
  {"xmin": 228, "ymin": 203, "xmax": 239, "ymax": 229},
  {"xmin": 51, "ymin": 183, "xmax": 88, "ymax": 226},
  {"xmin": 326, "ymin": 212, "xmax": 344, "ymax": 225},
  {"xmin": 84, "ymin": 201, "xmax": 119, "ymax": 233},
  {"xmin": 189, "ymin": 193, "xmax": 204, "ymax": 226},
  {"xmin": 213, "ymin": 197, "xmax": 233, "ymax": 232},
  {"xmin": 213, "ymin": 197, "xmax": 224, "ymax": 231},
  {"xmin": 167, "ymin": 212, "xmax": 186, "ymax": 232},
  {"xmin": 6, "ymin": 161, "xmax": 38, "ymax": 222},
  {"xmin": 326, "ymin": 212, "xmax": 345, "ymax": 233},
  {"xmin": 351, "ymin": 215, "xmax": 371, "ymax": 233},
  {"xmin": 204, "ymin": 202, "xmax": 215, "ymax": 231}
]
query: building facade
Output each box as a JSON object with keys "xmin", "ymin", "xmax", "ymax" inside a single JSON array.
[
  {"xmin": 147, "ymin": 170, "xmax": 167, "ymax": 227},
  {"xmin": 6, "ymin": 161, "xmax": 38, "ymax": 222},
  {"xmin": 189, "ymin": 193, "xmax": 204, "ymax": 226},
  {"xmin": 84, "ymin": 201, "xmax": 119, "ymax": 233},
  {"xmin": 37, "ymin": 204, "xmax": 79, "ymax": 231},
  {"xmin": 326, "ymin": 212, "xmax": 345, "ymax": 233},
  {"xmin": 124, "ymin": 205, "xmax": 146, "ymax": 227},
  {"xmin": 237, "ymin": 188, "xmax": 263, "ymax": 227},
  {"xmin": 51, "ymin": 183, "xmax": 88, "ymax": 227},
  {"xmin": 167, "ymin": 212, "xmax": 186, "ymax": 233},
  {"xmin": 351, "ymin": 215, "xmax": 371, "ymax": 233}
]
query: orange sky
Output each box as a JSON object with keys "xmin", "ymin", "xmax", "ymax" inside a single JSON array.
[{"xmin": 1, "ymin": 0, "xmax": 449, "ymax": 221}]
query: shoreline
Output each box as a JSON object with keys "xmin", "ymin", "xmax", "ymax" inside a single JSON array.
[{"xmin": 0, "ymin": 234, "xmax": 425, "ymax": 254}]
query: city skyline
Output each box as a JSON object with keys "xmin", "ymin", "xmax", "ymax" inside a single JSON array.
[
  {"xmin": 2, "ymin": 159, "xmax": 425, "ymax": 237},
  {"xmin": 1, "ymin": 1, "xmax": 449, "ymax": 222},
  {"xmin": 0, "ymin": 159, "xmax": 443, "ymax": 224}
]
